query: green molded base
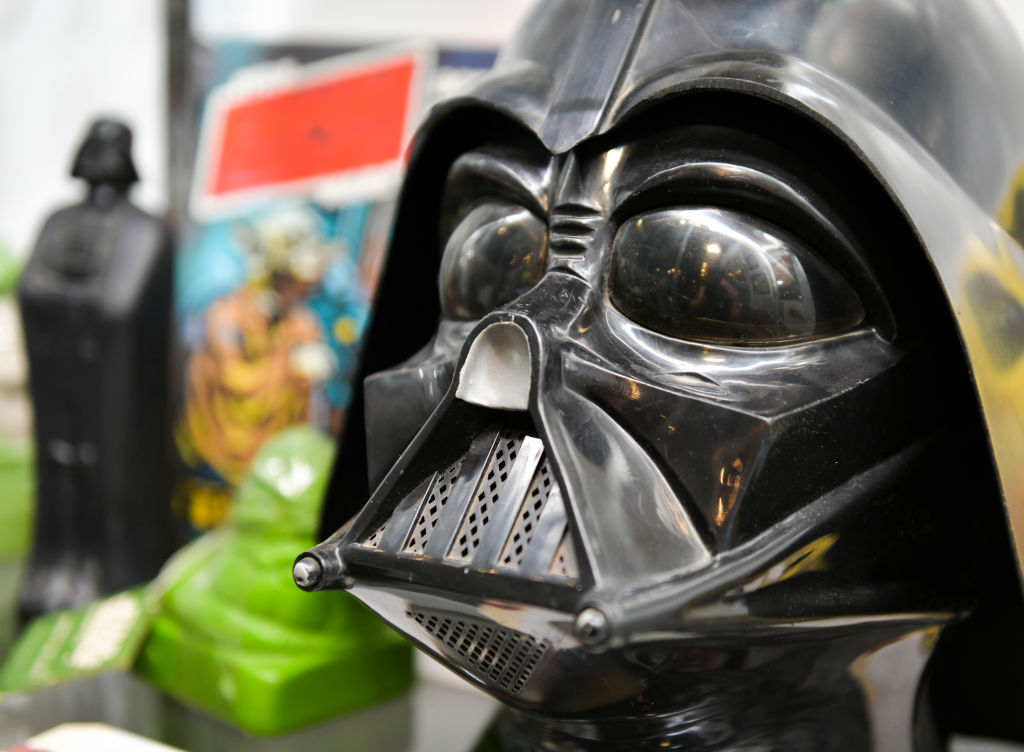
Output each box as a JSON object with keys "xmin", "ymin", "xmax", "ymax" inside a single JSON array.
[
  {"xmin": 135, "ymin": 428, "xmax": 414, "ymax": 735},
  {"xmin": 0, "ymin": 436, "xmax": 33, "ymax": 559},
  {"xmin": 137, "ymin": 615, "xmax": 413, "ymax": 735}
]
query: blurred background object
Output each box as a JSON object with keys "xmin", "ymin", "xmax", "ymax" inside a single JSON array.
[
  {"xmin": 0, "ymin": 242, "xmax": 31, "ymax": 653},
  {"xmin": 169, "ymin": 37, "xmax": 436, "ymax": 537},
  {"xmin": 17, "ymin": 118, "xmax": 175, "ymax": 620},
  {"xmin": 0, "ymin": 241, "xmax": 30, "ymax": 550},
  {"xmin": 138, "ymin": 425, "xmax": 412, "ymax": 735}
]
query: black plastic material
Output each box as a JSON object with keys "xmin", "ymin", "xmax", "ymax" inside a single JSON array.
[
  {"xmin": 307, "ymin": 1, "xmax": 1024, "ymax": 749},
  {"xmin": 18, "ymin": 119, "xmax": 175, "ymax": 620}
]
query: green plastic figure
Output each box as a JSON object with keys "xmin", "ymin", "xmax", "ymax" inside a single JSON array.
[
  {"xmin": 0, "ymin": 240, "xmax": 32, "ymax": 652},
  {"xmin": 137, "ymin": 426, "xmax": 412, "ymax": 734},
  {"xmin": 0, "ymin": 239, "xmax": 32, "ymax": 553},
  {"xmin": 0, "ymin": 241, "xmax": 20, "ymax": 296}
]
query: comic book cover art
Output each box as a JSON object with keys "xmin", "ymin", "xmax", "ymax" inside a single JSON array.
[
  {"xmin": 174, "ymin": 201, "xmax": 390, "ymax": 531},
  {"xmin": 173, "ymin": 43, "xmax": 432, "ymax": 535}
]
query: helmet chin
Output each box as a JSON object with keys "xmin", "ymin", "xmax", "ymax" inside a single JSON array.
[{"xmin": 298, "ymin": 377, "xmax": 958, "ymax": 719}]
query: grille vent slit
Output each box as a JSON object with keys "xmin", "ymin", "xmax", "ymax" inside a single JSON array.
[
  {"xmin": 447, "ymin": 430, "xmax": 525, "ymax": 562},
  {"xmin": 498, "ymin": 457, "xmax": 553, "ymax": 569},
  {"xmin": 404, "ymin": 459, "xmax": 463, "ymax": 555},
  {"xmin": 408, "ymin": 610, "xmax": 548, "ymax": 695}
]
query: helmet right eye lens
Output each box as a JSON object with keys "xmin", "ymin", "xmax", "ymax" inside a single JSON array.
[{"xmin": 439, "ymin": 201, "xmax": 548, "ymax": 320}]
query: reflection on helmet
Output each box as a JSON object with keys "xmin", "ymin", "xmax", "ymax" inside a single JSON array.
[
  {"xmin": 609, "ymin": 207, "xmax": 864, "ymax": 345},
  {"xmin": 301, "ymin": 1, "xmax": 1024, "ymax": 748}
]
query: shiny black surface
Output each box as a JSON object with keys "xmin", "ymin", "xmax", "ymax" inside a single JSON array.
[
  {"xmin": 309, "ymin": 1, "xmax": 1024, "ymax": 749},
  {"xmin": 609, "ymin": 207, "xmax": 865, "ymax": 345},
  {"xmin": 18, "ymin": 120, "xmax": 174, "ymax": 618},
  {"xmin": 440, "ymin": 201, "xmax": 548, "ymax": 321}
]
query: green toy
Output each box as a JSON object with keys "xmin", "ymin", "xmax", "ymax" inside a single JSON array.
[
  {"xmin": 0, "ymin": 437, "xmax": 32, "ymax": 559},
  {"xmin": 137, "ymin": 426, "xmax": 412, "ymax": 735},
  {"xmin": 0, "ymin": 240, "xmax": 31, "ymax": 561},
  {"xmin": 0, "ymin": 241, "xmax": 19, "ymax": 295},
  {"xmin": 0, "ymin": 240, "xmax": 32, "ymax": 654}
]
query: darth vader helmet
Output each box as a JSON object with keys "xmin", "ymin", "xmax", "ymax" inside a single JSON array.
[
  {"xmin": 298, "ymin": 1, "xmax": 1024, "ymax": 748},
  {"xmin": 71, "ymin": 118, "xmax": 139, "ymax": 187}
]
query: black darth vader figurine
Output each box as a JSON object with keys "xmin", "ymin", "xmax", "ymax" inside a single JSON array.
[
  {"xmin": 298, "ymin": 1, "xmax": 1024, "ymax": 749},
  {"xmin": 18, "ymin": 119, "xmax": 175, "ymax": 620}
]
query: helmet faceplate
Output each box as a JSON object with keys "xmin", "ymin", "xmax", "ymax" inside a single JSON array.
[{"xmin": 301, "ymin": 1, "xmax": 1024, "ymax": 747}]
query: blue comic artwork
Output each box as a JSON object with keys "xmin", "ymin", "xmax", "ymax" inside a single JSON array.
[{"xmin": 174, "ymin": 200, "xmax": 388, "ymax": 531}]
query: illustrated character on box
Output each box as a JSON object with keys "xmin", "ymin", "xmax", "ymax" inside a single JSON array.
[
  {"xmin": 176, "ymin": 204, "xmax": 372, "ymax": 531},
  {"xmin": 180, "ymin": 207, "xmax": 338, "ymax": 485},
  {"xmin": 297, "ymin": 0, "xmax": 1024, "ymax": 749}
]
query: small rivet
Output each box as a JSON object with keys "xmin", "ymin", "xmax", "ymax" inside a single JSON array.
[
  {"xmin": 292, "ymin": 556, "xmax": 323, "ymax": 590},
  {"xmin": 574, "ymin": 606, "xmax": 611, "ymax": 647}
]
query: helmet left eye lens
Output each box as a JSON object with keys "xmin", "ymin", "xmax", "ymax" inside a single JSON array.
[
  {"xmin": 609, "ymin": 207, "xmax": 865, "ymax": 345},
  {"xmin": 439, "ymin": 201, "xmax": 548, "ymax": 320}
]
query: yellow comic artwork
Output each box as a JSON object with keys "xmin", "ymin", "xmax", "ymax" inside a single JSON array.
[
  {"xmin": 959, "ymin": 183, "xmax": 1024, "ymax": 569},
  {"xmin": 175, "ymin": 203, "xmax": 381, "ymax": 533}
]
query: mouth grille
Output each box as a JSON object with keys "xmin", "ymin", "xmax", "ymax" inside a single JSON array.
[
  {"xmin": 363, "ymin": 520, "xmax": 388, "ymax": 549},
  {"xmin": 550, "ymin": 530, "xmax": 579, "ymax": 578},
  {"xmin": 357, "ymin": 426, "xmax": 579, "ymax": 582},
  {"xmin": 499, "ymin": 457, "xmax": 553, "ymax": 568},
  {"xmin": 407, "ymin": 609, "xmax": 548, "ymax": 695},
  {"xmin": 405, "ymin": 458, "xmax": 463, "ymax": 556},
  {"xmin": 448, "ymin": 431, "xmax": 525, "ymax": 562}
]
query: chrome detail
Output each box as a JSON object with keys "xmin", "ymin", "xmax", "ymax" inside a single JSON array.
[
  {"xmin": 291, "ymin": 556, "xmax": 323, "ymax": 590},
  {"xmin": 574, "ymin": 606, "xmax": 611, "ymax": 648},
  {"xmin": 356, "ymin": 426, "xmax": 579, "ymax": 584},
  {"xmin": 362, "ymin": 520, "xmax": 387, "ymax": 549},
  {"xmin": 447, "ymin": 430, "xmax": 526, "ymax": 562},
  {"xmin": 404, "ymin": 459, "xmax": 463, "ymax": 555},
  {"xmin": 407, "ymin": 609, "xmax": 549, "ymax": 695},
  {"xmin": 548, "ymin": 528, "xmax": 580, "ymax": 580},
  {"xmin": 498, "ymin": 457, "xmax": 555, "ymax": 569},
  {"xmin": 455, "ymin": 322, "xmax": 533, "ymax": 410}
]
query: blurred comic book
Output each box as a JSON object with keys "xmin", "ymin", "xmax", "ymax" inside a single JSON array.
[{"xmin": 170, "ymin": 29, "xmax": 496, "ymax": 536}]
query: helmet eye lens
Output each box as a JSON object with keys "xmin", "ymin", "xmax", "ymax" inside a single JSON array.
[
  {"xmin": 609, "ymin": 207, "xmax": 865, "ymax": 345},
  {"xmin": 439, "ymin": 201, "xmax": 548, "ymax": 320}
]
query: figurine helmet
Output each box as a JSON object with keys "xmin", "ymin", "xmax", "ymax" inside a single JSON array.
[
  {"xmin": 302, "ymin": 0, "xmax": 1024, "ymax": 746},
  {"xmin": 71, "ymin": 118, "xmax": 139, "ymax": 186}
]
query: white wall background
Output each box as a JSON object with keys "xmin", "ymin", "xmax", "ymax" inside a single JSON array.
[
  {"xmin": 0, "ymin": 0, "xmax": 536, "ymax": 261},
  {"xmin": 0, "ymin": 1, "xmax": 167, "ymax": 258},
  {"xmin": 0, "ymin": 0, "xmax": 1021, "ymax": 261}
]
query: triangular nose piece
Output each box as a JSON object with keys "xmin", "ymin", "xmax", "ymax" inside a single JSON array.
[{"xmin": 456, "ymin": 322, "xmax": 532, "ymax": 411}]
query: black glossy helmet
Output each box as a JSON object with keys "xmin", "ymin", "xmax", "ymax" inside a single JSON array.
[
  {"xmin": 71, "ymin": 118, "xmax": 139, "ymax": 186},
  {"xmin": 303, "ymin": 1, "xmax": 1024, "ymax": 748}
]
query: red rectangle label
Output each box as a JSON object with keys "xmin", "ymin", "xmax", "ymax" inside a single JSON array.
[
  {"xmin": 191, "ymin": 45, "xmax": 432, "ymax": 219},
  {"xmin": 209, "ymin": 58, "xmax": 415, "ymax": 196}
]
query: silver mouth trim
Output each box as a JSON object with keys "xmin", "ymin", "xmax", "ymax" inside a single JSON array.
[
  {"xmin": 358, "ymin": 426, "xmax": 579, "ymax": 583},
  {"xmin": 407, "ymin": 609, "xmax": 549, "ymax": 696}
]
